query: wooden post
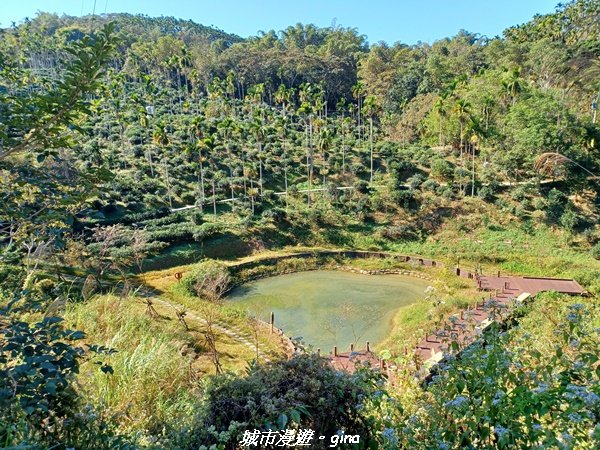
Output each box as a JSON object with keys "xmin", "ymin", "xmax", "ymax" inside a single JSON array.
[
  {"xmin": 270, "ymin": 312, "xmax": 274, "ymax": 334},
  {"xmin": 333, "ymin": 346, "xmax": 338, "ymax": 357},
  {"xmin": 366, "ymin": 341, "xmax": 371, "ymax": 352},
  {"xmin": 497, "ymin": 270, "xmax": 500, "ymax": 277},
  {"xmin": 350, "ymin": 343, "xmax": 354, "ymax": 352}
]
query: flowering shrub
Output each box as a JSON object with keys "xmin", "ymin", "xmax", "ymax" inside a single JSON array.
[
  {"xmin": 183, "ymin": 354, "xmax": 387, "ymax": 449},
  {"xmin": 390, "ymin": 302, "xmax": 599, "ymax": 449}
]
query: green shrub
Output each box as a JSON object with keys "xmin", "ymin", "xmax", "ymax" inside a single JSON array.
[
  {"xmin": 407, "ymin": 174, "xmax": 426, "ymax": 189},
  {"xmin": 560, "ymin": 208, "xmax": 580, "ymax": 233},
  {"xmin": 510, "ymin": 185, "xmax": 531, "ymax": 201},
  {"xmin": 391, "ymin": 159, "xmax": 418, "ymax": 185},
  {"xmin": 261, "ymin": 207, "xmax": 287, "ymax": 223},
  {"xmin": 396, "ymin": 303, "xmax": 600, "ymax": 449},
  {"xmin": 545, "ymin": 188, "xmax": 567, "ymax": 224},
  {"xmin": 181, "ymin": 260, "xmax": 231, "ymax": 299},
  {"xmin": 513, "ymin": 204, "xmax": 528, "ymax": 219},
  {"xmin": 591, "ymin": 242, "xmax": 600, "ymax": 260},
  {"xmin": 194, "ymin": 354, "xmax": 385, "ymax": 448},
  {"xmin": 477, "ymin": 186, "xmax": 495, "ymax": 202},
  {"xmin": 392, "ymin": 189, "xmax": 416, "ymax": 210},
  {"xmin": 422, "ymin": 179, "xmax": 439, "ymax": 191},
  {"xmin": 532, "ymin": 197, "xmax": 546, "ymax": 211},
  {"xmin": 192, "ymin": 222, "xmax": 223, "ymax": 241},
  {"xmin": 441, "ymin": 187, "xmax": 455, "ymax": 200},
  {"xmin": 430, "ymin": 158, "xmax": 454, "ymax": 181},
  {"xmin": 191, "ymin": 211, "xmax": 204, "ymax": 225}
]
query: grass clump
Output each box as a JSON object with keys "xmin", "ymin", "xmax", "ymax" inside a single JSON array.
[{"xmin": 65, "ymin": 294, "xmax": 202, "ymax": 436}]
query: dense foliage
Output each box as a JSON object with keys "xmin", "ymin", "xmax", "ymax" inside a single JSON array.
[
  {"xmin": 191, "ymin": 355, "xmax": 386, "ymax": 449},
  {"xmin": 396, "ymin": 299, "xmax": 600, "ymax": 449},
  {"xmin": 1, "ymin": 1, "xmax": 599, "ymax": 448}
]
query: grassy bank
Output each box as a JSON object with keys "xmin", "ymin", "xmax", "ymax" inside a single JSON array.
[
  {"xmin": 140, "ymin": 252, "xmax": 484, "ymax": 354},
  {"xmin": 64, "ymin": 292, "xmax": 289, "ymax": 438}
]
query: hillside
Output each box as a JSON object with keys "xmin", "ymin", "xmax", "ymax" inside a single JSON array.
[{"xmin": 1, "ymin": 1, "xmax": 599, "ymax": 449}]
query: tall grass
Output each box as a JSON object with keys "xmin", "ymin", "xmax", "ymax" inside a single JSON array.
[{"xmin": 65, "ymin": 295, "xmax": 202, "ymax": 436}]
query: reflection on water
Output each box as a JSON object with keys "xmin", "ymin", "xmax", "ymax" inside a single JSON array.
[{"xmin": 227, "ymin": 270, "xmax": 430, "ymax": 352}]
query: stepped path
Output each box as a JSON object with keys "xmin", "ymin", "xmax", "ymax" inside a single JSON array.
[
  {"xmin": 58, "ymin": 273, "xmax": 280, "ymax": 363},
  {"xmin": 328, "ymin": 266, "xmax": 585, "ymax": 374},
  {"xmin": 414, "ymin": 270, "xmax": 585, "ymax": 366},
  {"xmin": 134, "ymin": 285, "xmax": 275, "ymax": 363},
  {"xmin": 61, "ymin": 252, "xmax": 587, "ymax": 374}
]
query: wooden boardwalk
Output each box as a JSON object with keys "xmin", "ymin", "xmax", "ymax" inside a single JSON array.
[
  {"xmin": 414, "ymin": 270, "xmax": 585, "ymax": 366},
  {"xmin": 325, "ymin": 263, "xmax": 585, "ymax": 374}
]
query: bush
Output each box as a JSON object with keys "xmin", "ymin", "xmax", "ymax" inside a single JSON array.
[
  {"xmin": 261, "ymin": 207, "xmax": 287, "ymax": 223},
  {"xmin": 147, "ymin": 222, "xmax": 195, "ymax": 243},
  {"xmin": 391, "ymin": 159, "xmax": 417, "ymax": 185},
  {"xmin": 194, "ymin": 354, "xmax": 385, "ymax": 448},
  {"xmin": 591, "ymin": 242, "xmax": 600, "ymax": 260},
  {"xmin": 181, "ymin": 260, "xmax": 231, "ymax": 299},
  {"xmin": 440, "ymin": 187, "xmax": 455, "ymax": 200},
  {"xmin": 381, "ymin": 224, "xmax": 420, "ymax": 241},
  {"xmin": 0, "ymin": 289, "xmax": 128, "ymax": 448},
  {"xmin": 192, "ymin": 222, "xmax": 223, "ymax": 242},
  {"xmin": 560, "ymin": 208, "xmax": 580, "ymax": 233},
  {"xmin": 430, "ymin": 158, "xmax": 454, "ymax": 181},
  {"xmin": 392, "ymin": 189, "xmax": 416, "ymax": 210},
  {"xmin": 477, "ymin": 186, "xmax": 495, "ymax": 202},
  {"xmin": 396, "ymin": 303, "xmax": 600, "ymax": 449},
  {"xmin": 545, "ymin": 188, "xmax": 567, "ymax": 224},
  {"xmin": 513, "ymin": 204, "xmax": 528, "ymax": 220},
  {"xmin": 407, "ymin": 174, "xmax": 426, "ymax": 190},
  {"xmin": 191, "ymin": 211, "xmax": 204, "ymax": 225},
  {"xmin": 532, "ymin": 197, "xmax": 546, "ymax": 211},
  {"xmin": 422, "ymin": 179, "xmax": 439, "ymax": 192},
  {"xmin": 511, "ymin": 185, "xmax": 530, "ymax": 201},
  {"xmin": 581, "ymin": 228, "xmax": 598, "ymax": 245}
]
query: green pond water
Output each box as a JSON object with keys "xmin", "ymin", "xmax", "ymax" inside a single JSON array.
[{"xmin": 227, "ymin": 270, "xmax": 430, "ymax": 351}]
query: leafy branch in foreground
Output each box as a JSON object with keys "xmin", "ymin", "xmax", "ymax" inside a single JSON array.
[{"xmin": 0, "ymin": 22, "xmax": 117, "ymax": 161}]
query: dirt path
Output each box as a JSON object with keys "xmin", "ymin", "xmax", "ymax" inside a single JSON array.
[{"xmin": 133, "ymin": 284, "xmax": 274, "ymax": 362}]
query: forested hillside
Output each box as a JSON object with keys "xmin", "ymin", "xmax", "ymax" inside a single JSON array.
[{"xmin": 1, "ymin": 1, "xmax": 599, "ymax": 448}]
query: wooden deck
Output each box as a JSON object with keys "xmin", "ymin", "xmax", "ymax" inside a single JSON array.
[
  {"xmin": 324, "ymin": 262, "xmax": 585, "ymax": 374},
  {"xmin": 414, "ymin": 271, "xmax": 586, "ymax": 365}
]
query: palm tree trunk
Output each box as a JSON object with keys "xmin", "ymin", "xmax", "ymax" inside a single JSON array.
[
  {"xmin": 199, "ymin": 161, "xmax": 205, "ymax": 212},
  {"xmin": 212, "ymin": 179, "xmax": 217, "ymax": 216},
  {"xmin": 164, "ymin": 160, "xmax": 173, "ymax": 208},
  {"xmin": 459, "ymin": 122, "xmax": 464, "ymax": 195},
  {"xmin": 471, "ymin": 142, "xmax": 476, "ymax": 197},
  {"xmin": 258, "ymin": 143, "xmax": 264, "ymax": 197},
  {"xmin": 369, "ymin": 117, "xmax": 374, "ymax": 184},
  {"xmin": 284, "ymin": 168, "xmax": 289, "ymax": 209},
  {"xmin": 309, "ymin": 116, "xmax": 314, "ymax": 195}
]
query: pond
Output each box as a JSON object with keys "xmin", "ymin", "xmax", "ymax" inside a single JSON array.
[{"xmin": 227, "ymin": 270, "xmax": 430, "ymax": 352}]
